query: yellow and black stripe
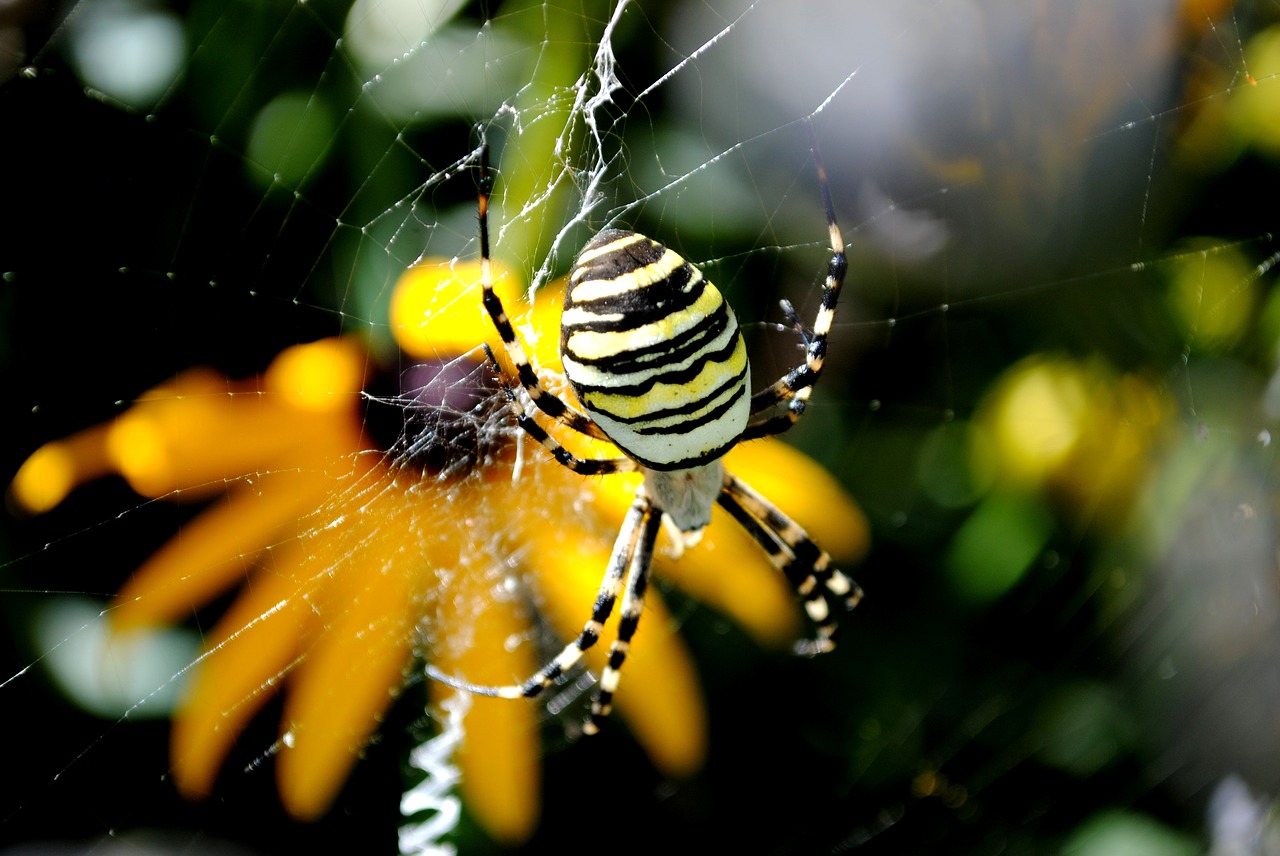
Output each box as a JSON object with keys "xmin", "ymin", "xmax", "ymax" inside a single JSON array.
[{"xmin": 560, "ymin": 229, "xmax": 751, "ymax": 471}]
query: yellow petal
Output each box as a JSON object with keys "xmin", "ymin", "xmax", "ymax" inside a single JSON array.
[
  {"xmin": 112, "ymin": 468, "xmax": 336, "ymax": 630},
  {"xmin": 13, "ymin": 343, "xmax": 367, "ymax": 510},
  {"xmin": 9, "ymin": 424, "xmax": 114, "ymax": 515},
  {"xmin": 523, "ymin": 277, "xmax": 567, "ymax": 370},
  {"xmin": 104, "ymin": 350, "xmax": 364, "ymax": 500},
  {"xmin": 429, "ymin": 551, "xmax": 541, "ymax": 845},
  {"xmin": 274, "ymin": 474, "xmax": 449, "ymax": 820},
  {"xmin": 263, "ymin": 337, "xmax": 367, "ymax": 413},
  {"xmin": 391, "ymin": 259, "xmax": 521, "ymax": 358},
  {"xmin": 105, "ymin": 394, "xmax": 293, "ymax": 498},
  {"xmin": 170, "ymin": 553, "xmax": 314, "ymax": 800},
  {"xmin": 276, "ymin": 548, "xmax": 417, "ymax": 820},
  {"xmin": 602, "ymin": 581, "xmax": 706, "ymax": 777}
]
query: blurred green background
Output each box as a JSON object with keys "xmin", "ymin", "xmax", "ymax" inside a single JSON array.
[{"xmin": 6, "ymin": 0, "xmax": 1280, "ymax": 853}]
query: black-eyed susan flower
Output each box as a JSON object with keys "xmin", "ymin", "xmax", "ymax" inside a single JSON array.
[{"xmin": 10, "ymin": 259, "xmax": 869, "ymax": 846}]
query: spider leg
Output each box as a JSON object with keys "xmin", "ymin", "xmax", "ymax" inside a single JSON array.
[
  {"xmin": 476, "ymin": 143, "xmax": 609, "ymax": 442},
  {"xmin": 584, "ymin": 501, "xmax": 663, "ymax": 734},
  {"xmin": 778, "ymin": 298, "xmax": 813, "ymax": 347},
  {"xmin": 486, "ymin": 344, "xmax": 638, "ymax": 477},
  {"xmin": 425, "ymin": 492, "xmax": 661, "ymax": 736},
  {"xmin": 424, "ymin": 493, "xmax": 650, "ymax": 701},
  {"xmin": 717, "ymin": 473, "xmax": 862, "ymax": 655},
  {"xmin": 743, "ymin": 120, "xmax": 847, "ymax": 442}
]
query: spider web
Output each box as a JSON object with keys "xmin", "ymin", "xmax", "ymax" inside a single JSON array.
[{"xmin": 4, "ymin": 0, "xmax": 1280, "ymax": 853}]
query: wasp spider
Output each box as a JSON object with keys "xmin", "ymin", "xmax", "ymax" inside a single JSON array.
[{"xmin": 431, "ymin": 124, "xmax": 862, "ymax": 735}]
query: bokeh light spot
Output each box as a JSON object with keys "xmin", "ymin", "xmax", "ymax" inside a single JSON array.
[{"xmin": 245, "ymin": 92, "xmax": 335, "ymax": 190}]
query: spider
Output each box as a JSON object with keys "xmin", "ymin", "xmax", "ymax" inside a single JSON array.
[{"xmin": 429, "ymin": 122, "xmax": 862, "ymax": 735}]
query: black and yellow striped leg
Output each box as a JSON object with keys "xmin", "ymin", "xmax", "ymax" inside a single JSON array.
[
  {"xmin": 476, "ymin": 143, "xmax": 609, "ymax": 443},
  {"xmin": 484, "ymin": 345, "xmax": 638, "ymax": 477},
  {"xmin": 422, "ymin": 495, "xmax": 649, "ymax": 701},
  {"xmin": 514, "ymin": 495, "xmax": 650, "ymax": 701},
  {"xmin": 743, "ymin": 119, "xmax": 847, "ymax": 441},
  {"xmin": 717, "ymin": 474, "xmax": 862, "ymax": 654},
  {"xmin": 584, "ymin": 500, "xmax": 663, "ymax": 734},
  {"xmin": 714, "ymin": 487, "xmax": 833, "ymax": 650}
]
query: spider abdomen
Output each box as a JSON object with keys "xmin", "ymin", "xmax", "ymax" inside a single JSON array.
[{"xmin": 561, "ymin": 229, "xmax": 751, "ymax": 471}]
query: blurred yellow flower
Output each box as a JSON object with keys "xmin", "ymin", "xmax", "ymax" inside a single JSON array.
[
  {"xmin": 10, "ymin": 260, "xmax": 869, "ymax": 845},
  {"xmin": 1165, "ymin": 241, "xmax": 1258, "ymax": 353},
  {"xmin": 976, "ymin": 354, "xmax": 1169, "ymax": 526}
]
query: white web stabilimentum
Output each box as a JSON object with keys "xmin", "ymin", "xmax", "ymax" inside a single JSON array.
[
  {"xmin": 399, "ymin": 690, "xmax": 470, "ymax": 856},
  {"xmin": 7, "ymin": 1, "xmax": 1280, "ymax": 853}
]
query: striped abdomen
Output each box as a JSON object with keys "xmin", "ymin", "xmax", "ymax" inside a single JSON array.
[{"xmin": 560, "ymin": 229, "xmax": 751, "ymax": 471}]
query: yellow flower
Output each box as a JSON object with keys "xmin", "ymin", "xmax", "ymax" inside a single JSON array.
[
  {"xmin": 977, "ymin": 354, "xmax": 1168, "ymax": 524},
  {"xmin": 10, "ymin": 260, "xmax": 869, "ymax": 846}
]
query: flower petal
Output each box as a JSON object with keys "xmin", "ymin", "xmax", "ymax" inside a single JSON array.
[
  {"xmin": 392, "ymin": 259, "xmax": 521, "ymax": 358},
  {"xmin": 112, "ymin": 469, "xmax": 336, "ymax": 630},
  {"xmin": 9, "ymin": 424, "xmax": 115, "ymax": 515},
  {"xmin": 105, "ymin": 346, "xmax": 364, "ymax": 500},
  {"xmin": 263, "ymin": 337, "xmax": 366, "ymax": 413},
  {"xmin": 276, "ymin": 550, "xmax": 416, "ymax": 817},
  {"xmin": 104, "ymin": 369, "xmax": 270, "ymax": 498},
  {"xmin": 273, "ymin": 474, "xmax": 446, "ymax": 820},
  {"xmin": 429, "ymin": 555, "xmax": 541, "ymax": 845},
  {"xmin": 170, "ymin": 552, "xmax": 314, "ymax": 800}
]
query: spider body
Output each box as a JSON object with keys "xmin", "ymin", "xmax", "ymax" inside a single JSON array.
[
  {"xmin": 561, "ymin": 229, "xmax": 751, "ymax": 474},
  {"xmin": 429, "ymin": 124, "xmax": 862, "ymax": 735}
]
